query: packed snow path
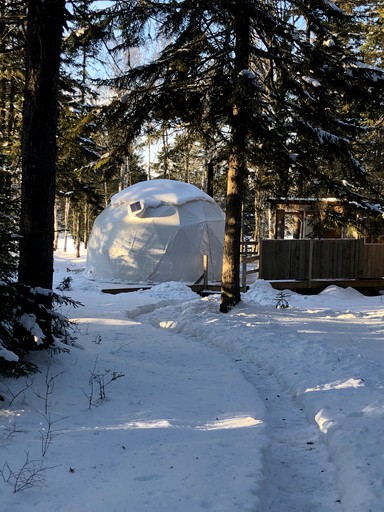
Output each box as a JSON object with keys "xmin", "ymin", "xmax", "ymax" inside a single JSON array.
[
  {"xmin": 239, "ymin": 362, "xmax": 341, "ymax": 511},
  {"xmin": 139, "ymin": 302, "xmax": 342, "ymax": 510},
  {"xmin": 138, "ymin": 301, "xmax": 343, "ymax": 511},
  {"xmin": 142, "ymin": 306, "xmax": 342, "ymax": 512}
]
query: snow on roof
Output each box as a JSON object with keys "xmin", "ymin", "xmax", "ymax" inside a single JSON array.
[
  {"xmin": 111, "ymin": 179, "xmax": 215, "ymax": 208},
  {"xmin": 269, "ymin": 197, "xmax": 341, "ymax": 204}
]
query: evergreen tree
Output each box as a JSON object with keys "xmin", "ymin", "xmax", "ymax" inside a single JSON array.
[
  {"xmin": 16, "ymin": 0, "xmax": 82, "ymax": 355},
  {"xmin": 0, "ymin": 0, "xmax": 25, "ymax": 180},
  {"xmin": 0, "ymin": 171, "xmax": 29, "ymax": 376},
  {"xmin": 350, "ymin": 0, "xmax": 384, "ymax": 202}
]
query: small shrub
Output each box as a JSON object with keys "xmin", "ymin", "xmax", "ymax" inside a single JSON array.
[
  {"xmin": 274, "ymin": 290, "xmax": 291, "ymax": 309},
  {"xmin": 0, "ymin": 452, "xmax": 57, "ymax": 492},
  {"xmin": 83, "ymin": 356, "xmax": 125, "ymax": 409},
  {"xmin": 56, "ymin": 276, "xmax": 72, "ymax": 291}
]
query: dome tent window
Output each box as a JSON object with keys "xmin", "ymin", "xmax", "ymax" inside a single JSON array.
[{"xmin": 85, "ymin": 179, "xmax": 225, "ymax": 283}]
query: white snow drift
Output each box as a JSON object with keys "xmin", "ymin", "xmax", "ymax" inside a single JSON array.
[{"xmin": 85, "ymin": 179, "xmax": 225, "ymax": 283}]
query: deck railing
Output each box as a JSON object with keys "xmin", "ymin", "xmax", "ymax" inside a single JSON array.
[{"xmin": 259, "ymin": 239, "xmax": 384, "ymax": 282}]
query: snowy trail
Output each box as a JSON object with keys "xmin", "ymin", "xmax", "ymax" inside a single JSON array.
[
  {"xmin": 238, "ymin": 361, "xmax": 341, "ymax": 511},
  {"xmin": 143, "ymin": 297, "xmax": 351, "ymax": 511}
]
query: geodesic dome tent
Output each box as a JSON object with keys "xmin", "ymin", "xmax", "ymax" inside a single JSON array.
[{"xmin": 85, "ymin": 179, "xmax": 225, "ymax": 283}]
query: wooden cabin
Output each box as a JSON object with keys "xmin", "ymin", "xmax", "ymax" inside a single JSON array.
[
  {"xmin": 267, "ymin": 197, "xmax": 358, "ymax": 240},
  {"xmin": 255, "ymin": 197, "xmax": 384, "ymax": 293}
]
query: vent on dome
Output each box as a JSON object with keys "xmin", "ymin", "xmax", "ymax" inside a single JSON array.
[{"xmin": 128, "ymin": 200, "xmax": 145, "ymax": 216}]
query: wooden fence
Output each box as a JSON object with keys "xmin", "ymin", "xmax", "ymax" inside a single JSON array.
[{"xmin": 259, "ymin": 239, "xmax": 384, "ymax": 281}]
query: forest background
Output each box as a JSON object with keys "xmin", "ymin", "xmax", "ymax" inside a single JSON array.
[{"xmin": 0, "ymin": 0, "xmax": 383, "ymax": 374}]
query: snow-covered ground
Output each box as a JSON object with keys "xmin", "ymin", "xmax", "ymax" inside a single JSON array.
[{"xmin": 2, "ymin": 241, "xmax": 384, "ymax": 511}]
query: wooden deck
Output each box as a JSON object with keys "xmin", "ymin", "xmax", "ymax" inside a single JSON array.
[
  {"xmin": 101, "ymin": 284, "xmax": 223, "ymax": 296},
  {"xmin": 101, "ymin": 278, "xmax": 384, "ymax": 297},
  {"xmin": 267, "ymin": 278, "xmax": 384, "ymax": 295},
  {"xmin": 101, "ymin": 239, "xmax": 384, "ymax": 297}
]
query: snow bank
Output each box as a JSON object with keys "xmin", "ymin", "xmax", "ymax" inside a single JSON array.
[
  {"xmin": 242, "ymin": 279, "xmax": 278, "ymax": 306},
  {"xmin": 138, "ymin": 281, "xmax": 199, "ymax": 301},
  {"xmin": 244, "ymin": 280, "xmax": 377, "ymax": 312}
]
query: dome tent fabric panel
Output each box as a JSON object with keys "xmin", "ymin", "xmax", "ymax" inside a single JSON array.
[
  {"xmin": 85, "ymin": 179, "xmax": 225, "ymax": 283},
  {"xmin": 109, "ymin": 221, "xmax": 177, "ymax": 282},
  {"xmin": 86, "ymin": 206, "xmax": 180, "ymax": 282}
]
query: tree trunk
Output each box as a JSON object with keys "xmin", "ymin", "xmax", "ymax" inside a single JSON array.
[
  {"xmin": 18, "ymin": 0, "xmax": 65, "ymax": 289},
  {"xmin": 162, "ymin": 124, "xmax": 170, "ymax": 179},
  {"xmin": 63, "ymin": 196, "xmax": 70, "ymax": 252},
  {"xmin": 75, "ymin": 210, "xmax": 81, "ymax": 258},
  {"xmin": 220, "ymin": 9, "xmax": 250, "ymax": 313},
  {"xmin": 206, "ymin": 160, "xmax": 214, "ymax": 198},
  {"xmin": 83, "ymin": 203, "xmax": 89, "ymax": 249},
  {"xmin": 53, "ymin": 201, "xmax": 59, "ymax": 251}
]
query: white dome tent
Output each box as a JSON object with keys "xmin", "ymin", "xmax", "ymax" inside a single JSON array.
[{"xmin": 85, "ymin": 179, "xmax": 225, "ymax": 283}]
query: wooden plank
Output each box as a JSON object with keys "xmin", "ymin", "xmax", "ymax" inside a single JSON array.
[
  {"xmin": 102, "ymin": 286, "xmax": 152, "ymax": 294},
  {"xmin": 308, "ymin": 239, "xmax": 313, "ymax": 283},
  {"xmin": 260, "ymin": 239, "xmax": 310, "ymax": 280},
  {"xmin": 359, "ymin": 242, "xmax": 384, "ymax": 278},
  {"xmin": 311, "ymin": 239, "xmax": 356, "ymax": 279}
]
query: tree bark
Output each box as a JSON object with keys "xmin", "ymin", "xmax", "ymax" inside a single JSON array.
[
  {"xmin": 220, "ymin": 8, "xmax": 250, "ymax": 313},
  {"xmin": 18, "ymin": 0, "xmax": 65, "ymax": 289},
  {"xmin": 206, "ymin": 160, "xmax": 214, "ymax": 198}
]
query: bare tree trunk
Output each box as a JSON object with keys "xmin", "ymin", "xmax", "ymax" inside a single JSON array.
[
  {"xmin": 53, "ymin": 201, "xmax": 59, "ymax": 251},
  {"xmin": 147, "ymin": 134, "xmax": 151, "ymax": 180},
  {"xmin": 184, "ymin": 144, "xmax": 190, "ymax": 183},
  {"xmin": 206, "ymin": 160, "xmax": 214, "ymax": 198},
  {"xmin": 63, "ymin": 196, "xmax": 70, "ymax": 252},
  {"xmin": 162, "ymin": 124, "xmax": 170, "ymax": 178},
  {"xmin": 6, "ymin": 80, "xmax": 16, "ymax": 139},
  {"xmin": 18, "ymin": 0, "xmax": 65, "ymax": 290},
  {"xmin": 83, "ymin": 203, "xmax": 89, "ymax": 249},
  {"xmin": 220, "ymin": 9, "xmax": 250, "ymax": 313},
  {"xmin": 75, "ymin": 210, "xmax": 81, "ymax": 258}
]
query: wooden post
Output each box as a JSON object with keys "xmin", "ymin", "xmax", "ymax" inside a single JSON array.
[
  {"xmin": 241, "ymin": 243, "xmax": 247, "ymax": 291},
  {"xmin": 203, "ymin": 255, "xmax": 208, "ymax": 289}
]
